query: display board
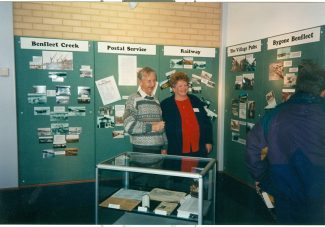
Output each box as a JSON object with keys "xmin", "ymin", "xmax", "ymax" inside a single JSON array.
[
  {"xmin": 224, "ymin": 26, "xmax": 325, "ymax": 184},
  {"xmin": 94, "ymin": 42, "xmax": 160, "ymax": 163},
  {"xmin": 15, "ymin": 37, "xmax": 219, "ymax": 185},
  {"xmin": 159, "ymin": 46, "xmax": 219, "ymax": 158},
  {"xmin": 15, "ymin": 36, "xmax": 95, "ymax": 185},
  {"xmin": 224, "ymin": 40, "xmax": 265, "ymax": 183}
]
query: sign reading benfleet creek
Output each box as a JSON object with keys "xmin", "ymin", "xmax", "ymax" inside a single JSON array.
[
  {"xmin": 268, "ymin": 27, "xmax": 320, "ymax": 50},
  {"xmin": 98, "ymin": 42, "xmax": 156, "ymax": 55},
  {"xmin": 164, "ymin": 46, "xmax": 215, "ymax": 58},
  {"xmin": 20, "ymin": 37, "xmax": 89, "ymax": 52},
  {"xmin": 227, "ymin": 40, "xmax": 261, "ymax": 57}
]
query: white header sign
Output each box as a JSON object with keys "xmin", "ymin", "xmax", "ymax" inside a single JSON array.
[
  {"xmin": 268, "ymin": 27, "xmax": 320, "ymax": 50},
  {"xmin": 227, "ymin": 40, "xmax": 261, "ymax": 57},
  {"xmin": 164, "ymin": 46, "xmax": 215, "ymax": 58},
  {"xmin": 98, "ymin": 42, "xmax": 156, "ymax": 55},
  {"xmin": 20, "ymin": 37, "xmax": 89, "ymax": 52}
]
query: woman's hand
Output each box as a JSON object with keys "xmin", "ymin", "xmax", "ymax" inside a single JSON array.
[{"xmin": 206, "ymin": 144, "xmax": 212, "ymax": 153}]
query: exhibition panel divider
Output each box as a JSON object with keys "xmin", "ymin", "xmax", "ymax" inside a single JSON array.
[
  {"xmin": 225, "ymin": 40, "xmax": 264, "ymax": 183},
  {"xmin": 224, "ymin": 26, "xmax": 325, "ymax": 184},
  {"xmin": 15, "ymin": 36, "xmax": 95, "ymax": 185}
]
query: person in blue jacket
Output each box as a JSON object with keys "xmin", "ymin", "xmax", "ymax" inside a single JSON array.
[
  {"xmin": 246, "ymin": 60, "xmax": 325, "ymax": 224},
  {"xmin": 161, "ymin": 72, "xmax": 213, "ymax": 158}
]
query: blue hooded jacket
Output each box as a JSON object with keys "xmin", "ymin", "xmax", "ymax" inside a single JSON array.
[{"xmin": 246, "ymin": 92, "xmax": 325, "ymax": 224}]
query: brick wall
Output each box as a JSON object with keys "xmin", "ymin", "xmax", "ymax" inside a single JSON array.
[{"xmin": 13, "ymin": 2, "xmax": 221, "ymax": 47}]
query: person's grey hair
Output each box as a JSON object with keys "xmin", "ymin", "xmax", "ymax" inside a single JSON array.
[
  {"xmin": 296, "ymin": 60, "xmax": 325, "ymax": 96},
  {"xmin": 137, "ymin": 67, "xmax": 157, "ymax": 80}
]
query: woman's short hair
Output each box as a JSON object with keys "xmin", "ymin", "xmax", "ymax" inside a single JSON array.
[{"xmin": 170, "ymin": 72, "xmax": 190, "ymax": 87}]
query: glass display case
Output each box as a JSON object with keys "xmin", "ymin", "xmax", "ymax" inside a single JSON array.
[{"xmin": 95, "ymin": 152, "xmax": 216, "ymax": 225}]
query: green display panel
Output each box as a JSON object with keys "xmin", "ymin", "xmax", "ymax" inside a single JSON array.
[
  {"xmin": 224, "ymin": 40, "xmax": 265, "ymax": 184},
  {"xmin": 94, "ymin": 42, "xmax": 160, "ymax": 163},
  {"xmin": 262, "ymin": 26, "xmax": 325, "ymax": 106},
  {"xmin": 15, "ymin": 36, "xmax": 95, "ymax": 185},
  {"xmin": 158, "ymin": 46, "xmax": 219, "ymax": 158},
  {"xmin": 224, "ymin": 26, "xmax": 325, "ymax": 184}
]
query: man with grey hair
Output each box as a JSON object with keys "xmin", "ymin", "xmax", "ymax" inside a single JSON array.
[
  {"xmin": 246, "ymin": 60, "xmax": 325, "ymax": 224},
  {"xmin": 123, "ymin": 67, "xmax": 167, "ymax": 154}
]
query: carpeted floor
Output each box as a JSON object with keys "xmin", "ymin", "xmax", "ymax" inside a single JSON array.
[{"xmin": 0, "ymin": 173, "xmax": 275, "ymax": 225}]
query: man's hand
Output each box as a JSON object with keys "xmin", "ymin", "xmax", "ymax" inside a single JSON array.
[
  {"xmin": 152, "ymin": 121, "xmax": 165, "ymax": 132},
  {"xmin": 206, "ymin": 144, "xmax": 212, "ymax": 153}
]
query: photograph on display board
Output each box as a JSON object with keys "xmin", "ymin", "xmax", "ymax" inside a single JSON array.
[
  {"xmin": 265, "ymin": 90, "xmax": 277, "ymax": 109},
  {"xmin": 98, "ymin": 106, "xmax": 114, "ymax": 116},
  {"xmin": 65, "ymin": 148, "xmax": 78, "ymax": 156},
  {"xmin": 69, "ymin": 127, "xmax": 82, "ymax": 135},
  {"xmin": 97, "ymin": 106, "xmax": 115, "ymax": 128},
  {"xmin": 51, "ymin": 123, "xmax": 69, "ymax": 135},
  {"xmin": 277, "ymin": 47, "xmax": 291, "ymax": 60},
  {"xmin": 56, "ymin": 85, "xmax": 71, "ymax": 96},
  {"xmin": 33, "ymin": 85, "xmax": 47, "ymax": 94},
  {"xmin": 192, "ymin": 86, "xmax": 202, "ymax": 94},
  {"xmin": 49, "ymin": 71, "xmax": 67, "ymax": 82},
  {"xmin": 269, "ymin": 62, "xmax": 284, "ymax": 80},
  {"xmin": 53, "ymin": 134, "xmax": 66, "ymax": 148},
  {"xmin": 80, "ymin": 65, "xmax": 93, "ymax": 78},
  {"xmin": 191, "ymin": 74, "xmax": 201, "ymax": 85},
  {"xmin": 39, "ymin": 136, "xmax": 53, "ymax": 144},
  {"xmin": 170, "ymin": 59, "xmax": 184, "ymax": 68},
  {"xmin": 78, "ymin": 86, "xmax": 91, "ymax": 104},
  {"xmin": 97, "ymin": 116, "xmax": 114, "ymax": 128},
  {"xmin": 112, "ymin": 130, "xmax": 124, "ymax": 139},
  {"xmin": 245, "ymin": 54, "xmax": 256, "ymax": 71},
  {"xmin": 42, "ymin": 51, "xmax": 73, "ymax": 70},
  {"xmin": 247, "ymin": 100, "xmax": 256, "ymax": 119},
  {"xmin": 193, "ymin": 61, "xmax": 206, "ymax": 69},
  {"xmin": 114, "ymin": 105, "xmax": 125, "ymax": 126},
  {"xmin": 235, "ymin": 75, "xmax": 243, "ymax": 90},
  {"xmin": 231, "ymin": 99, "xmax": 239, "ymax": 117},
  {"xmin": 160, "ymin": 79, "xmax": 171, "ymax": 90},
  {"xmin": 50, "ymin": 112, "xmax": 68, "ymax": 121},
  {"xmin": 283, "ymin": 73, "xmax": 297, "ymax": 87},
  {"xmin": 231, "ymin": 54, "xmax": 256, "ymax": 72},
  {"xmin": 29, "ymin": 56, "xmax": 43, "ymax": 69},
  {"xmin": 246, "ymin": 122, "xmax": 255, "ymax": 133},
  {"xmin": 56, "ymin": 96, "xmax": 70, "ymax": 105},
  {"xmin": 232, "ymin": 132, "xmax": 240, "ymax": 142},
  {"xmin": 28, "ymin": 93, "xmax": 47, "ymax": 104},
  {"xmin": 200, "ymin": 70, "xmax": 215, "ymax": 88},
  {"xmin": 68, "ymin": 106, "xmax": 86, "ymax": 117},
  {"xmin": 66, "ymin": 134, "xmax": 79, "ymax": 143},
  {"xmin": 242, "ymin": 73, "xmax": 254, "ymax": 90},
  {"xmin": 42, "ymin": 149, "xmax": 55, "ymax": 158},
  {"xmin": 34, "ymin": 107, "xmax": 50, "ymax": 116},
  {"xmin": 231, "ymin": 119, "xmax": 240, "ymax": 132},
  {"xmin": 239, "ymin": 101, "xmax": 246, "ymax": 120},
  {"xmin": 183, "ymin": 57, "xmax": 194, "ymax": 69},
  {"xmin": 38, "ymin": 128, "xmax": 51, "ymax": 136}
]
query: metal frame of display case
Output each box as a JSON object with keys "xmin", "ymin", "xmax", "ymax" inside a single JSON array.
[{"xmin": 95, "ymin": 152, "xmax": 216, "ymax": 225}]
